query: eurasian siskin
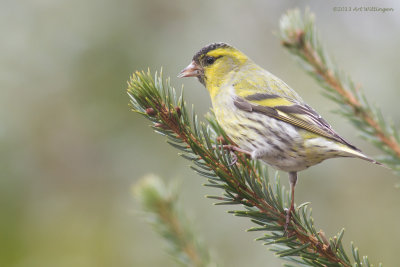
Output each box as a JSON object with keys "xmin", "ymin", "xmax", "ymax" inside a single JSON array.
[{"xmin": 178, "ymin": 42, "xmax": 380, "ymax": 229}]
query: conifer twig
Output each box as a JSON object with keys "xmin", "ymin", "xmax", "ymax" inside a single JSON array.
[
  {"xmin": 279, "ymin": 9, "xmax": 400, "ymax": 174},
  {"xmin": 127, "ymin": 69, "xmax": 382, "ymax": 266},
  {"xmin": 134, "ymin": 174, "xmax": 213, "ymax": 267}
]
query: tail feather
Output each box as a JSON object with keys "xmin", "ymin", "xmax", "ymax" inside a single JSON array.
[
  {"xmin": 341, "ymin": 146, "xmax": 387, "ymax": 168},
  {"xmin": 359, "ymin": 154, "xmax": 383, "ymax": 166}
]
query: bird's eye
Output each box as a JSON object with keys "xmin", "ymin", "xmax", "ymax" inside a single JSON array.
[{"xmin": 205, "ymin": 56, "xmax": 215, "ymax": 65}]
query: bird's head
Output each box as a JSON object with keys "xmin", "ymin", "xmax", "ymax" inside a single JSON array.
[{"xmin": 178, "ymin": 43, "xmax": 249, "ymax": 94}]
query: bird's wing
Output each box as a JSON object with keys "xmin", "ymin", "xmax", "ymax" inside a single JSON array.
[{"xmin": 233, "ymin": 93, "xmax": 359, "ymax": 151}]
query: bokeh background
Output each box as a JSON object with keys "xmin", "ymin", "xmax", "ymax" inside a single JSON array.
[{"xmin": 1, "ymin": 1, "xmax": 400, "ymax": 266}]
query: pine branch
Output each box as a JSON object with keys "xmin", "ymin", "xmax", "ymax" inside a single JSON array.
[
  {"xmin": 134, "ymin": 174, "xmax": 214, "ymax": 267},
  {"xmin": 127, "ymin": 69, "xmax": 382, "ymax": 266},
  {"xmin": 279, "ymin": 9, "xmax": 400, "ymax": 174}
]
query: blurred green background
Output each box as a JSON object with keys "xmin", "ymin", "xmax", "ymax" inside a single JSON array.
[{"xmin": 1, "ymin": 1, "xmax": 399, "ymax": 266}]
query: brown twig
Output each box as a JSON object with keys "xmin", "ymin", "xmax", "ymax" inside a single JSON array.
[
  {"xmin": 301, "ymin": 38, "xmax": 400, "ymax": 158},
  {"xmin": 155, "ymin": 103, "xmax": 351, "ymax": 267},
  {"xmin": 281, "ymin": 22, "xmax": 400, "ymax": 160}
]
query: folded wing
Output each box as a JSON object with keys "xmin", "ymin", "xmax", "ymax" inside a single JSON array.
[{"xmin": 233, "ymin": 93, "xmax": 360, "ymax": 151}]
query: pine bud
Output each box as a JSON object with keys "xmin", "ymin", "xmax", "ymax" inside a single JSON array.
[{"xmin": 146, "ymin": 108, "xmax": 156, "ymax": 116}]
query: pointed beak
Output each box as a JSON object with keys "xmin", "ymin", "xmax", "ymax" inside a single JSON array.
[{"xmin": 177, "ymin": 61, "xmax": 202, "ymax": 78}]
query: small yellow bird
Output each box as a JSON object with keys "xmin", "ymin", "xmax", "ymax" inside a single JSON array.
[{"xmin": 178, "ymin": 43, "xmax": 380, "ymax": 229}]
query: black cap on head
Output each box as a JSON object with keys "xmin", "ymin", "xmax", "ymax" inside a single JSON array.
[{"xmin": 192, "ymin": 43, "xmax": 230, "ymax": 63}]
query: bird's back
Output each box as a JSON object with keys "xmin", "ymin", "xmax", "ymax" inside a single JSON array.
[
  {"xmin": 233, "ymin": 62, "xmax": 304, "ymax": 104},
  {"xmin": 212, "ymin": 61, "xmax": 378, "ymax": 171}
]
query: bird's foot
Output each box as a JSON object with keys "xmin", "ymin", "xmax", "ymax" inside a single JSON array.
[
  {"xmin": 228, "ymin": 153, "xmax": 238, "ymax": 166},
  {"xmin": 284, "ymin": 207, "xmax": 293, "ymax": 236},
  {"xmin": 218, "ymin": 145, "xmax": 251, "ymax": 166}
]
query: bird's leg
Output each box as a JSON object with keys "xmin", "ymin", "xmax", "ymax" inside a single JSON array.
[
  {"xmin": 285, "ymin": 171, "xmax": 297, "ymax": 233},
  {"xmin": 221, "ymin": 145, "xmax": 252, "ymax": 155}
]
